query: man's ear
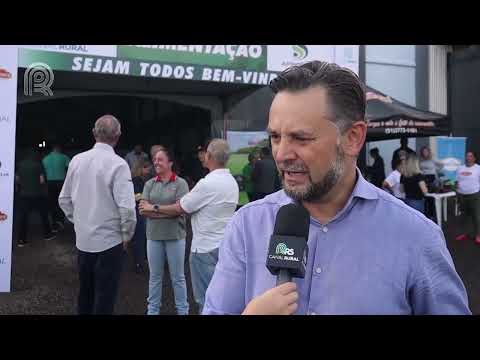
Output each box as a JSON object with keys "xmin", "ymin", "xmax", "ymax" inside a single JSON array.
[{"xmin": 341, "ymin": 121, "xmax": 367, "ymax": 157}]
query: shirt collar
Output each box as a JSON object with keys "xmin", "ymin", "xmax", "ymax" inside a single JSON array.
[
  {"xmin": 351, "ymin": 168, "xmax": 379, "ymax": 201},
  {"xmin": 206, "ymin": 168, "xmax": 230, "ymax": 177},
  {"xmin": 155, "ymin": 172, "xmax": 177, "ymax": 183},
  {"xmin": 94, "ymin": 142, "xmax": 114, "ymax": 153}
]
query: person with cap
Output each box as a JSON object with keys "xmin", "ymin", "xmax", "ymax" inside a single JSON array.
[{"xmin": 193, "ymin": 142, "xmax": 210, "ymax": 183}]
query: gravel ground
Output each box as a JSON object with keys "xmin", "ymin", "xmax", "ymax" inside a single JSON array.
[{"xmin": 1, "ymin": 200, "xmax": 478, "ymax": 315}]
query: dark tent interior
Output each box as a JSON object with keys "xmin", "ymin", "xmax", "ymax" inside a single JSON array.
[{"xmin": 15, "ymin": 68, "xmax": 260, "ymax": 184}]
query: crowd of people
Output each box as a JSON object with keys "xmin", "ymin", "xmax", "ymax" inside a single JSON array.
[
  {"xmin": 366, "ymin": 138, "xmax": 480, "ymax": 244},
  {"xmin": 52, "ymin": 115, "xmax": 239, "ymax": 315},
  {"xmin": 14, "ymin": 144, "xmax": 70, "ymax": 246},
  {"xmin": 10, "ymin": 60, "xmax": 476, "ymax": 315}
]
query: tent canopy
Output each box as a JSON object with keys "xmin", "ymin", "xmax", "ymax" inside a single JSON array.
[{"xmin": 365, "ymin": 86, "xmax": 450, "ymax": 141}]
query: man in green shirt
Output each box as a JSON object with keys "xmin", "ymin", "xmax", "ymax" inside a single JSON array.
[
  {"xmin": 16, "ymin": 149, "xmax": 56, "ymax": 246},
  {"xmin": 42, "ymin": 144, "xmax": 70, "ymax": 230},
  {"xmin": 242, "ymin": 152, "xmax": 257, "ymax": 202}
]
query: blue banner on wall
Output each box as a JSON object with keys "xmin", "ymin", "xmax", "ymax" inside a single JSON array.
[{"xmin": 436, "ymin": 137, "xmax": 467, "ymax": 182}]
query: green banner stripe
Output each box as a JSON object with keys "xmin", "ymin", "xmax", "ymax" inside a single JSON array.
[
  {"xmin": 18, "ymin": 49, "xmax": 278, "ymax": 86},
  {"xmin": 117, "ymin": 45, "xmax": 267, "ymax": 71}
]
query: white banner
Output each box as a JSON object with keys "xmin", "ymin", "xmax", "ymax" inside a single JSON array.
[
  {"xmin": 20, "ymin": 45, "xmax": 117, "ymax": 57},
  {"xmin": 267, "ymin": 45, "xmax": 359, "ymax": 74},
  {"xmin": 0, "ymin": 45, "xmax": 18, "ymax": 292}
]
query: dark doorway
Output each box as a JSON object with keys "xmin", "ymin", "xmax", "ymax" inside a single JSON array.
[{"xmin": 16, "ymin": 95, "xmax": 211, "ymax": 183}]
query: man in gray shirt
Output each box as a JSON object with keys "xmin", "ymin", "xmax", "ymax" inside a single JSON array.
[{"xmin": 59, "ymin": 115, "xmax": 136, "ymax": 315}]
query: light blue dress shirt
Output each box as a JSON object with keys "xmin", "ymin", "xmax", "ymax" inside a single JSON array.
[{"xmin": 203, "ymin": 170, "xmax": 471, "ymax": 315}]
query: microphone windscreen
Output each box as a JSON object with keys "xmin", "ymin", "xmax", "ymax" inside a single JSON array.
[{"xmin": 273, "ymin": 203, "xmax": 310, "ymax": 238}]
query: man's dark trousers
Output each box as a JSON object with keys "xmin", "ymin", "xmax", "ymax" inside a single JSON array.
[{"xmin": 77, "ymin": 243, "xmax": 125, "ymax": 315}]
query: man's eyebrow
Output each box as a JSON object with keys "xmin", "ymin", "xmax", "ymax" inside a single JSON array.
[
  {"xmin": 289, "ymin": 130, "xmax": 316, "ymax": 137},
  {"xmin": 266, "ymin": 128, "xmax": 316, "ymax": 137}
]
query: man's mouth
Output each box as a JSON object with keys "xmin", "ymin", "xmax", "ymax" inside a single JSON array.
[
  {"xmin": 284, "ymin": 170, "xmax": 307, "ymax": 176},
  {"xmin": 282, "ymin": 170, "xmax": 309, "ymax": 183}
]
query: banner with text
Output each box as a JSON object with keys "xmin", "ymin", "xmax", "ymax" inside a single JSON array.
[
  {"xmin": 0, "ymin": 45, "xmax": 18, "ymax": 292},
  {"xmin": 18, "ymin": 48, "xmax": 278, "ymax": 86},
  {"xmin": 18, "ymin": 45, "xmax": 359, "ymax": 85},
  {"xmin": 436, "ymin": 137, "xmax": 467, "ymax": 182}
]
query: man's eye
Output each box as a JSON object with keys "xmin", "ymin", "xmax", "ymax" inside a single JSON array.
[{"xmin": 270, "ymin": 134, "xmax": 280, "ymax": 140}]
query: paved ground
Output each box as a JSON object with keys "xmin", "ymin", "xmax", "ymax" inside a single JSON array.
[
  {"xmin": 1, "ymin": 201, "xmax": 479, "ymax": 315},
  {"xmin": 0, "ymin": 220, "xmax": 199, "ymax": 315}
]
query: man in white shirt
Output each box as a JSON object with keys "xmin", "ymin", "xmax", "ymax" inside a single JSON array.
[
  {"xmin": 59, "ymin": 115, "xmax": 136, "ymax": 315},
  {"xmin": 383, "ymin": 152, "xmax": 406, "ymax": 200},
  {"xmin": 383, "ymin": 169, "xmax": 406, "ymax": 200},
  {"xmin": 147, "ymin": 139, "xmax": 239, "ymax": 313},
  {"xmin": 455, "ymin": 151, "xmax": 480, "ymax": 244}
]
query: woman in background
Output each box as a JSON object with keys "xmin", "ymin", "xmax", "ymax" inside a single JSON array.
[
  {"xmin": 139, "ymin": 149, "xmax": 190, "ymax": 315},
  {"xmin": 401, "ymin": 154, "xmax": 429, "ymax": 213},
  {"xmin": 419, "ymin": 146, "xmax": 442, "ymax": 187},
  {"xmin": 131, "ymin": 160, "xmax": 152, "ymax": 274},
  {"xmin": 419, "ymin": 146, "xmax": 442, "ymax": 220}
]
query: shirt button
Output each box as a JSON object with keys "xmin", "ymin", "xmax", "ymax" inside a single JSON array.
[
  {"xmin": 315, "ymin": 267, "xmax": 322, "ymax": 274},
  {"xmin": 323, "ymin": 227, "xmax": 328, "ymax": 233}
]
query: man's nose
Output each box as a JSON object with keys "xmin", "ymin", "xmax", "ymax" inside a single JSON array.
[{"xmin": 274, "ymin": 138, "xmax": 296, "ymax": 163}]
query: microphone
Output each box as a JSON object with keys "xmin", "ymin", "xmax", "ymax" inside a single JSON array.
[{"xmin": 266, "ymin": 203, "xmax": 310, "ymax": 286}]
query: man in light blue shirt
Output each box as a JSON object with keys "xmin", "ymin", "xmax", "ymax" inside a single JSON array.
[{"xmin": 203, "ymin": 61, "xmax": 470, "ymax": 315}]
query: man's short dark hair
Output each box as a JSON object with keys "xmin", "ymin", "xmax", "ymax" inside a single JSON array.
[{"xmin": 269, "ymin": 60, "xmax": 366, "ymax": 133}]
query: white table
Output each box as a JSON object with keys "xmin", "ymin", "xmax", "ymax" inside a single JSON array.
[{"xmin": 424, "ymin": 191, "xmax": 458, "ymax": 227}]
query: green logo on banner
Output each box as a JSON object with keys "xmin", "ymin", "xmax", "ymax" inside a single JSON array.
[{"xmin": 292, "ymin": 45, "xmax": 308, "ymax": 60}]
